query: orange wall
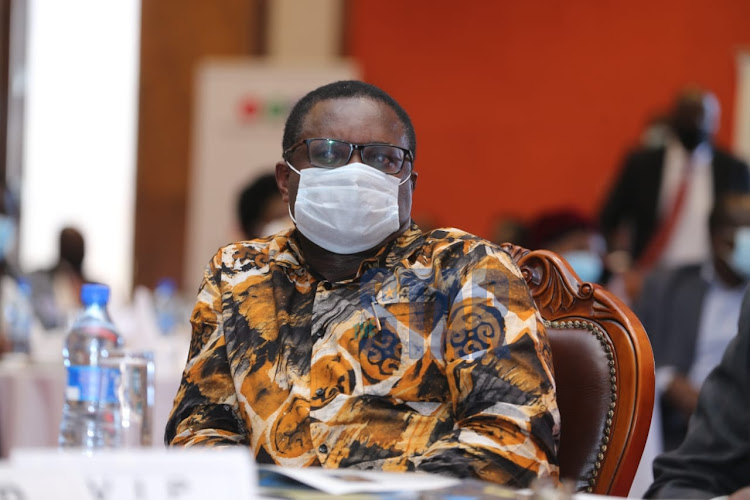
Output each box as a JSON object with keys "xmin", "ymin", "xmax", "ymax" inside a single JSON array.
[{"xmin": 349, "ymin": 1, "xmax": 750, "ymax": 240}]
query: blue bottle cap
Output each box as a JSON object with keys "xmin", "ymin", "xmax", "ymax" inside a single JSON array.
[
  {"xmin": 80, "ymin": 283, "xmax": 110, "ymax": 306},
  {"xmin": 155, "ymin": 277, "xmax": 176, "ymax": 295},
  {"xmin": 17, "ymin": 277, "xmax": 32, "ymax": 296}
]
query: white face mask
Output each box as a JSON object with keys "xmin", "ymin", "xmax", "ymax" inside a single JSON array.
[{"xmin": 287, "ymin": 161, "xmax": 409, "ymax": 254}]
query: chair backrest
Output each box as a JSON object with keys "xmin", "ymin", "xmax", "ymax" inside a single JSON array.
[{"xmin": 501, "ymin": 243, "xmax": 655, "ymax": 496}]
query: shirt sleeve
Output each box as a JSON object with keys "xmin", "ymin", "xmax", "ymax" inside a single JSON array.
[
  {"xmin": 164, "ymin": 250, "xmax": 249, "ymax": 446},
  {"xmin": 411, "ymin": 247, "xmax": 560, "ymax": 487}
]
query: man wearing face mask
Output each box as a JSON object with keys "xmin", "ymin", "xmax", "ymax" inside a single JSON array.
[
  {"xmin": 166, "ymin": 81, "xmax": 560, "ymax": 486},
  {"xmin": 636, "ymin": 194, "xmax": 750, "ymax": 452},
  {"xmin": 526, "ymin": 209, "xmax": 607, "ymax": 284},
  {"xmin": 599, "ymin": 87, "xmax": 750, "ymax": 303}
]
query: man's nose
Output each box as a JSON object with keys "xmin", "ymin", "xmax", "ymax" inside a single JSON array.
[{"xmin": 349, "ymin": 148, "xmax": 364, "ymax": 164}]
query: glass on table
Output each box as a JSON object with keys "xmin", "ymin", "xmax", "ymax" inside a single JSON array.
[{"xmin": 97, "ymin": 349, "xmax": 155, "ymax": 448}]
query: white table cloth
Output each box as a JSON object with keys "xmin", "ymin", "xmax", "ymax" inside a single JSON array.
[{"xmin": 0, "ymin": 357, "xmax": 182, "ymax": 457}]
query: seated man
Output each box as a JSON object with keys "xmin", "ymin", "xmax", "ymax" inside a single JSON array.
[
  {"xmin": 166, "ymin": 80, "xmax": 559, "ymax": 486},
  {"xmin": 637, "ymin": 194, "xmax": 750, "ymax": 452},
  {"xmin": 645, "ymin": 287, "xmax": 750, "ymax": 499}
]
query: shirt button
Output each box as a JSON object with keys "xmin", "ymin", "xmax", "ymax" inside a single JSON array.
[
  {"xmin": 318, "ymin": 444, "xmax": 328, "ymax": 454},
  {"xmin": 315, "ymin": 388, "xmax": 325, "ymax": 397}
]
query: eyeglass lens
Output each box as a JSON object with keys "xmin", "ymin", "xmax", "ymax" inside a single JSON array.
[{"xmin": 307, "ymin": 139, "xmax": 406, "ymax": 174}]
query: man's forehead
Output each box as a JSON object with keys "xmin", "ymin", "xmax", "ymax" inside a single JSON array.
[
  {"xmin": 300, "ymin": 97, "xmax": 407, "ymax": 145},
  {"xmin": 727, "ymin": 201, "xmax": 750, "ymax": 224}
]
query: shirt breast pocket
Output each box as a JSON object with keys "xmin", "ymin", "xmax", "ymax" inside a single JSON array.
[{"xmin": 357, "ymin": 295, "xmax": 448, "ymax": 402}]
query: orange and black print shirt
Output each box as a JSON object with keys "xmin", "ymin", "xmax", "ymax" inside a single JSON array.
[{"xmin": 166, "ymin": 225, "xmax": 560, "ymax": 487}]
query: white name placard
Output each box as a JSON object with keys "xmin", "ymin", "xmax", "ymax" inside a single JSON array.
[
  {"xmin": 0, "ymin": 465, "xmax": 89, "ymax": 499},
  {"xmin": 6, "ymin": 447, "xmax": 256, "ymax": 500}
]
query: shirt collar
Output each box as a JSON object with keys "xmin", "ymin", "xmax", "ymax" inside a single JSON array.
[
  {"xmin": 275, "ymin": 223, "xmax": 426, "ymax": 282},
  {"xmin": 665, "ymin": 136, "xmax": 713, "ymax": 166}
]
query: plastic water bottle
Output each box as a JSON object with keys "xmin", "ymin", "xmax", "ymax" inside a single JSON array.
[
  {"xmin": 58, "ymin": 283, "xmax": 124, "ymax": 449},
  {"xmin": 153, "ymin": 277, "xmax": 180, "ymax": 336},
  {"xmin": 4, "ymin": 277, "xmax": 34, "ymax": 354}
]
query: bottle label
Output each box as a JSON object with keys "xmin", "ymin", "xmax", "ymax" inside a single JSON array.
[{"xmin": 65, "ymin": 365, "xmax": 119, "ymax": 403}]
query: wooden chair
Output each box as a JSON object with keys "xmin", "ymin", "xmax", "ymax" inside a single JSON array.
[{"xmin": 501, "ymin": 243, "xmax": 655, "ymax": 496}]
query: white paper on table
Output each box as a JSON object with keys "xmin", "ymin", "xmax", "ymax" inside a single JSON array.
[{"xmin": 261, "ymin": 465, "xmax": 460, "ymax": 496}]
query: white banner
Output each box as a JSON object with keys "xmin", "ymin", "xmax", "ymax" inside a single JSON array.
[{"xmin": 183, "ymin": 59, "xmax": 359, "ymax": 293}]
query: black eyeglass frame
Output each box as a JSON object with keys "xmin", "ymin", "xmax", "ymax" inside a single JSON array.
[{"xmin": 283, "ymin": 138, "xmax": 414, "ymax": 175}]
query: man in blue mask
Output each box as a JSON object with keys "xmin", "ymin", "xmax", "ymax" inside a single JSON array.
[
  {"xmin": 636, "ymin": 193, "xmax": 750, "ymax": 452},
  {"xmin": 166, "ymin": 81, "xmax": 560, "ymax": 486},
  {"xmin": 526, "ymin": 209, "xmax": 606, "ymax": 284}
]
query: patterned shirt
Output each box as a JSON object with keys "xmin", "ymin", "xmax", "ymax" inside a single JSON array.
[{"xmin": 166, "ymin": 224, "xmax": 560, "ymax": 487}]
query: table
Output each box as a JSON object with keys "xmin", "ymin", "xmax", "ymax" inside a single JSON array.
[{"xmin": 0, "ymin": 357, "xmax": 183, "ymax": 457}]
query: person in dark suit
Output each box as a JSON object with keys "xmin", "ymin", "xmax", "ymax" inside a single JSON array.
[
  {"xmin": 599, "ymin": 87, "xmax": 750, "ymax": 303},
  {"xmin": 636, "ymin": 194, "xmax": 750, "ymax": 451},
  {"xmin": 645, "ymin": 286, "xmax": 750, "ymax": 499}
]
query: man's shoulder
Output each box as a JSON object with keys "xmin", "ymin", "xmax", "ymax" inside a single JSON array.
[
  {"xmin": 644, "ymin": 263, "xmax": 704, "ymax": 291},
  {"xmin": 420, "ymin": 227, "xmax": 514, "ymax": 266},
  {"xmin": 712, "ymin": 145, "xmax": 750, "ymax": 169},
  {"xmin": 622, "ymin": 146, "xmax": 665, "ymax": 167},
  {"xmin": 422, "ymin": 227, "xmax": 498, "ymax": 248},
  {"xmin": 214, "ymin": 230, "xmax": 296, "ymax": 268}
]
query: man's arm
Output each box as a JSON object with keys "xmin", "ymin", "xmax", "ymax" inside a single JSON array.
[
  {"xmin": 165, "ymin": 251, "xmax": 249, "ymax": 446},
  {"xmin": 645, "ymin": 289, "xmax": 750, "ymax": 498},
  {"xmin": 412, "ymin": 248, "xmax": 559, "ymax": 487}
]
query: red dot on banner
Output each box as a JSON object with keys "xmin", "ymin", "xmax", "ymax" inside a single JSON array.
[{"xmin": 239, "ymin": 97, "xmax": 260, "ymax": 120}]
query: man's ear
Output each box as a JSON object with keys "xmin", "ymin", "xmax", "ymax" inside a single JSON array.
[
  {"xmin": 410, "ymin": 171, "xmax": 418, "ymax": 191},
  {"xmin": 275, "ymin": 161, "xmax": 290, "ymax": 202}
]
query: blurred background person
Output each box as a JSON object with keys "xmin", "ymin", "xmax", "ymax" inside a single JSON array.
[
  {"xmin": 28, "ymin": 226, "xmax": 89, "ymax": 331},
  {"xmin": 599, "ymin": 87, "xmax": 750, "ymax": 303},
  {"xmin": 640, "ymin": 113, "xmax": 671, "ymax": 150},
  {"xmin": 490, "ymin": 213, "xmax": 530, "ymax": 248},
  {"xmin": 527, "ymin": 208, "xmax": 607, "ymax": 284},
  {"xmin": 636, "ymin": 193, "xmax": 750, "ymax": 452},
  {"xmin": 412, "ymin": 212, "xmax": 441, "ymax": 234},
  {"xmin": 0, "ymin": 186, "xmax": 20, "ymax": 355},
  {"xmin": 235, "ymin": 172, "xmax": 292, "ymax": 241}
]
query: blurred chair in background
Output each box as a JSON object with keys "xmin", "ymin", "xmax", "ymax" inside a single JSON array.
[
  {"xmin": 599, "ymin": 87, "xmax": 750, "ymax": 304},
  {"xmin": 236, "ymin": 172, "xmax": 292, "ymax": 241},
  {"xmin": 636, "ymin": 193, "xmax": 750, "ymax": 452}
]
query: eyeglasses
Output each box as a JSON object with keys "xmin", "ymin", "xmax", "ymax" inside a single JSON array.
[{"xmin": 283, "ymin": 138, "xmax": 413, "ymax": 175}]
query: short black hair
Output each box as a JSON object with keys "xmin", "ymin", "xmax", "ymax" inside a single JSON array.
[
  {"xmin": 282, "ymin": 80, "xmax": 416, "ymax": 159},
  {"xmin": 709, "ymin": 194, "xmax": 750, "ymax": 234},
  {"xmin": 237, "ymin": 173, "xmax": 279, "ymax": 239}
]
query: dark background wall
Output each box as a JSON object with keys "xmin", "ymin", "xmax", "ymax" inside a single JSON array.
[
  {"xmin": 349, "ymin": 1, "xmax": 750, "ymax": 238},
  {"xmin": 133, "ymin": 0, "xmax": 750, "ymax": 290},
  {"xmin": 134, "ymin": 0, "xmax": 261, "ymax": 290}
]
